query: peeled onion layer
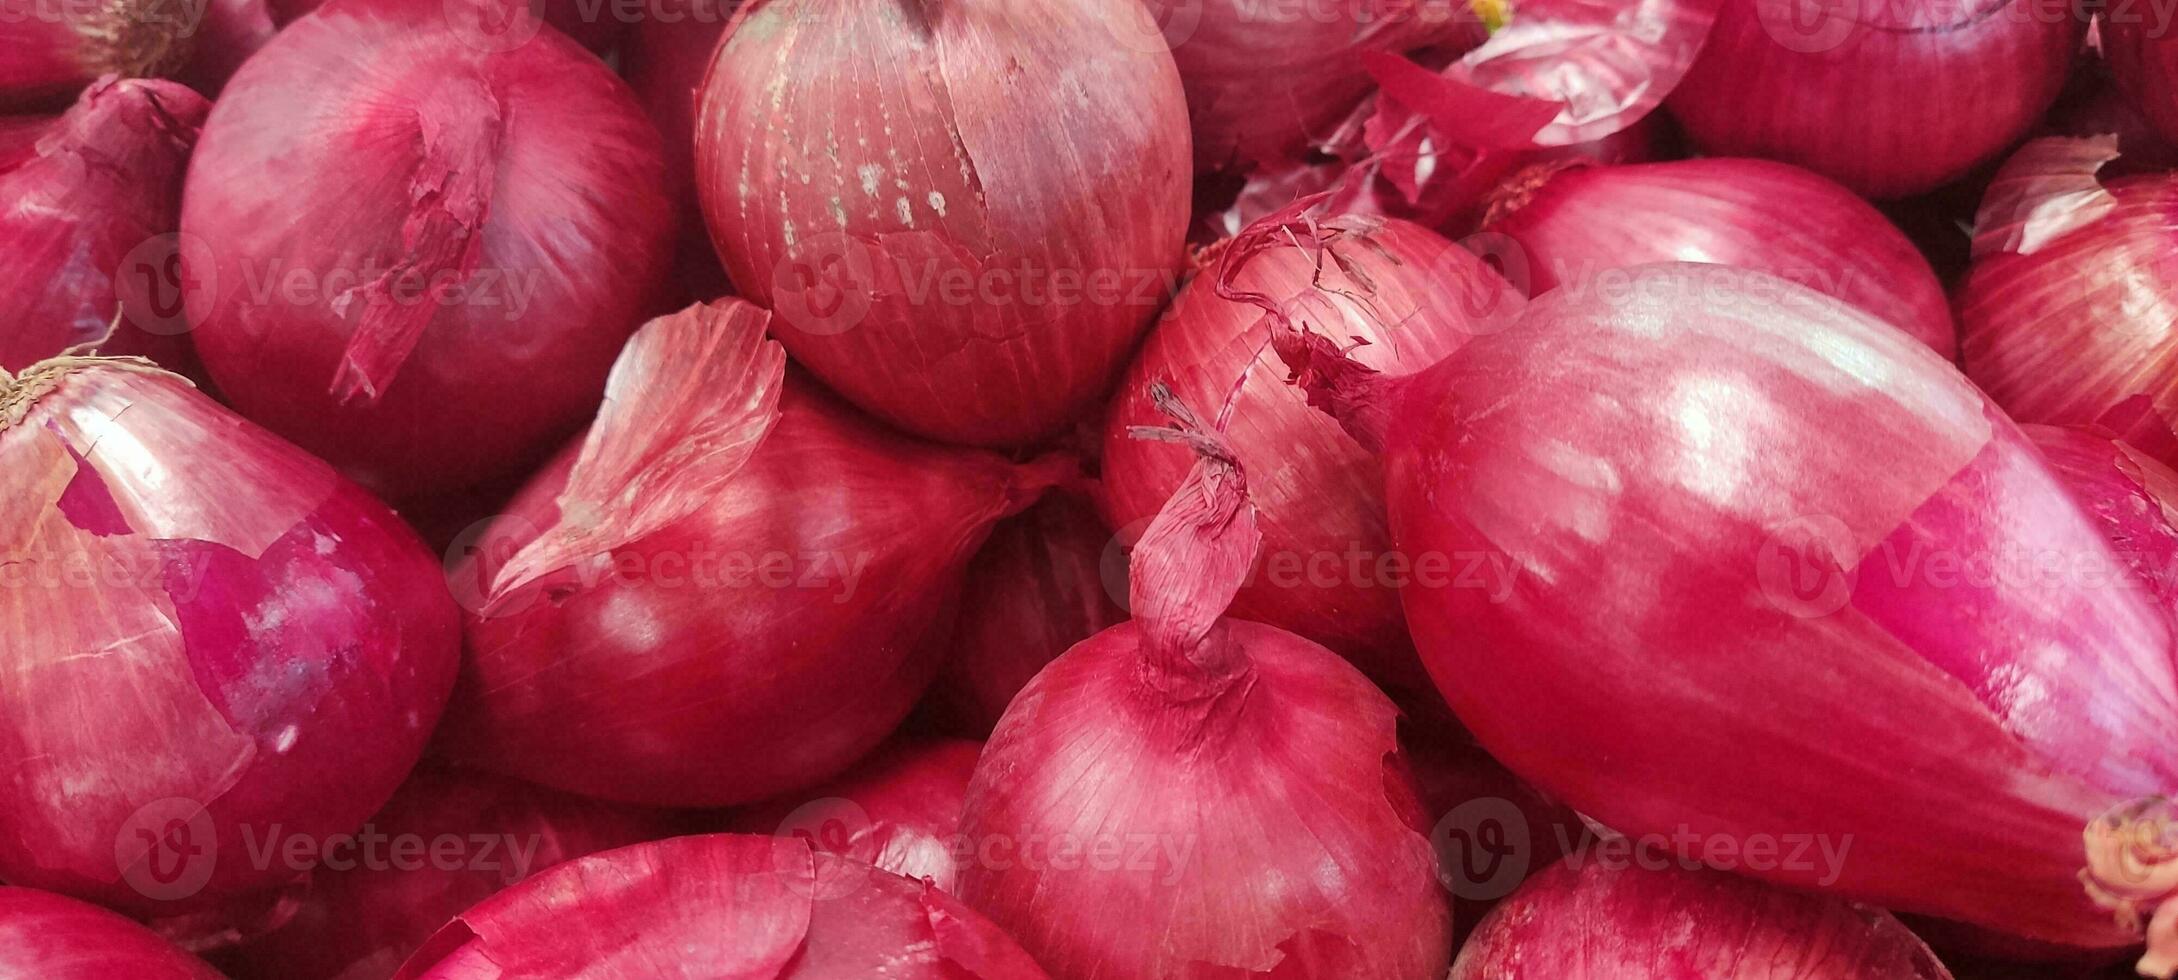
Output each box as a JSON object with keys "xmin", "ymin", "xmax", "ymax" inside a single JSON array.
[
  {"xmin": 1, "ymin": 77, "xmax": 208, "ymax": 374},
  {"xmin": 0, "ymin": 359, "xmax": 460, "ymax": 912},
  {"xmin": 446, "ymin": 300, "xmax": 1064, "ymax": 807},
  {"xmin": 391, "ymin": 834, "xmax": 1049, "ymax": 979},
  {"xmin": 0, "ymin": 887, "xmax": 224, "ymax": 979},
  {"xmin": 0, "ymin": 0, "xmax": 197, "ymax": 111},
  {"xmin": 1451, "ymin": 860, "xmax": 1953, "ymax": 978},
  {"xmin": 729, "ymin": 737, "xmax": 981, "ymax": 893},
  {"xmin": 1481, "ymin": 157, "xmax": 1958, "ymax": 357},
  {"xmin": 1102, "ymin": 210, "xmax": 1519, "ymax": 693},
  {"xmin": 695, "ymin": 0, "xmax": 1192, "ymax": 448},
  {"xmin": 182, "ymin": 0, "xmax": 672, "ymax": 500},
  {"xmin": 1667, "ymin": 0, "xmax": 2082, "ymax": 199}
]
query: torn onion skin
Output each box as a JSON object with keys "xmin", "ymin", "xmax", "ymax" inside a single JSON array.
[
  {"xmin": 0, "ymin": 887, "xmax": 225, "ymax": 979},
  {"xmin": 182, "ymin": 0, "xmax": 673, "ymax": 501},
  {"xmin": 1277, "ymin": 262, "xmax": 2178, "ymax": 956},
  {"xmin": 2026, "ymin": 424, "xmax": 2178, "ymax": 612},
  {"xmin": 1480, "ymin": 157, "xmax": 1958, "ymax": 358},
  {"xmin": 0, "ymin": 77, "xmax": 207, "ymax": 374},
  {"xmin": 694, "ymin": 0, "xmax": 1192, "ymax": 448},
  {"xmin": 728, "ymin": 736, "xmax": 981, "ymax": 893},
  {"xmin": 1101, "ymin": 212, "xmax": 1518, "ymax": 692},
  {"xmin": 1667, "ymin": 0, "xmax": 2082, "ymax": 199},
  {"xmin": 962, "ymin": 386, "xmax": 1452, "ymax": 978},
  {"xmin": 0, "ymin": 0, "xmax": 196, "ymax": 111},
  {"xmin": 0, "ymin": 358, "xmax": 461, "ymax": 913},
  {"xmin": 1449, "ymin": 860, "xmax": 1954, "ymax": 979},
  {"xmin": 391, "ymin": 834, "xmax": 1050, "ymax": 979}
]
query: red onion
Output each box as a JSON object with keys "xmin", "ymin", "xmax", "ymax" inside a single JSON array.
[
  {"xmin": 391, "ymin": 834, "xmax": 1050, "ymax": 979},
  {"xmin": 925, "ymin": 492, "xmax": 1125, "ymax": 736},
  {"xmin": 1481, "ymin": 157, "xmax": 1957, "ymax": 357},
  {"xmin": 0, "ymin": 0, "xmax": 196, "ymax": 110},
  {"xmin": 0, "ymin": 355, "xmax": 460, "ymax": 912},
  {"xmin": 1, "ymin": 77, "xmax": 206, "ymax": 374},
  {"xmin": 270, "ymin": 0, "xmax": 629, "ymax": 53},
  {"xmin": 730, "ymin": 737, "xmax": 980, "ymax": 892},
  {"xmin": 1667, "ymin": 0, "xmax": 2082, "ymax": 199},
  {"xmin": 1451, "ymin": 860, "xmax": 1954, "ymax": 978},
  {"xmin": 1959, "ymin": 137, "xmax": 2178, "ymax": 469},
  {"xmin": 443, "ymin": 299, "xmax": 1066, "ymax": 806},
  {"xmin": 182, "ymin": 0, "xmax": 673, "ymax": 500},
  {"xmin": 1101, "ymin": 205, "xmax": 1519, "ymax": 691},
  {"xmin": 0, "ymin": 887, "xmax": 224, "ymax": 978},
  {"xmin": 2026, "ymin": 424, "xmax": 2178, "ymax": 610},
  {"xmin": 961, "ymin": 385, "xmax": 1451, "ymax": 978},
  {"xmin": 1276, "ymin": 261, "xmax": 2178, "ymax": 960},
  {"xmin": 694, "ymin": 0, "xmax": 1192, "ymax": 448},
  {"xmin": 212, "ymin": 766, "xmax": 680, "ymax": 980}
]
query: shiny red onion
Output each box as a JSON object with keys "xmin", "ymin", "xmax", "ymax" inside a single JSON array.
[
  {"xmin": 0, "ymin": 0, "xmax": 196, "ymax": 110},
  {"xmin": 730, "ymin": 737, "xmax": 980, "ymax": 892},
  {"xmin": 1481, "ymin": 157, "xmax": 1957, "ymax": 357},
  {"xmin": 961, "ymin": 386, "xmax": 1451, "ymax": 978},
  {"xmin": 391, "ymin": 834, "xmax": 1049, "ymax": 979},
  {"xmin": 924, "ymin": 492, "xmax": 1125, "ymax": 736},
  {"xmin": 0, "ymin": 887, "xmax": 224, "ymax": 978},
  {"xmin": 0, "ymin": 356, "xmax": 460, "ymax": 912},
  {"xmin": 1959, "ymin": 137, "xmax": 2178, "ymax": 469},
  {"xmin": 1451, "ymin": 860, "xmax": 1954, "ymax": 979},
  {"xmin": 694, "ymin": 0, "xmax": 1192, "ymax": 448},
  {"xmin": 1, "ymin": 77, "xmax": 206, "ymax": 374},
  {"xmin": 2026, "ymin": 424, "xmax": 2178, "ymax": 611},
  {"xmin": 1101, "ymin": 206, "xmax": 1519, "ymax": 691},
  {"xmin": 182, "ymin": 0, "xmax": 673, "ymax": 500},
  {"xmin": 211, "ymin": 766, "xmax": 680, "ymax": 980},
  {"xmin": 1667, "ymin": 0, "xmax": 2082, "ymax": 199},
  {"xmin": 443, "ymin": 300, "xmax": 1065, "ymax": 806},
  {"xmin": 1277, "ymin": 261, "xmax": 2178, "ymax": 959}
]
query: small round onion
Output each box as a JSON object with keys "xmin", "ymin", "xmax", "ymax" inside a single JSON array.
[
  {"xmin": 391, "ymin": 834, "xmax": 1050, "ymax": 979},
  {"xmin": 1451, "ymin": 860, "xmax": 1954, "ymax": 979},
  {"xmin": 0, "ymin": 0, "xmax": 196, "ymax": 110},
  {"xmin": 694, "ymin": 0, "xmax": 1192, "ymax": 448},
  {"xmin": 0, "ymin": 887, "xmax": 224, "ymax": 978},
  {"xmin": 1667, "ymin": 0, "xmax": 2082, "ymax": 198},
  {"xmin": 183, "ymin": 0, "xmax": 673, "ymax": 500},
  {"xmin": 730, "ymin": 737, "xmax": 981, "ymax": 892},
  {"xmin": 0, "ymin": 356, "xmax": 460, "ymax": 912}
]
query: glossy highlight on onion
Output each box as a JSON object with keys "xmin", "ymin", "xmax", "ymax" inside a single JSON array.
[
  {"xmin": 730, "ymin": 736, "xmax": 980, "ymax": 892},
  {"xmin": 0, "ymin": 887, "xmax": 225, "ymax": 979},
  {"xmin": 0, "ymin": 0, "xmax": 197, "ymax": 110}
]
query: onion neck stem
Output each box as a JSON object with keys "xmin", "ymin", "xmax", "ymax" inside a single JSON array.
[{"xmin": 0, "ymin": 353, "xmax": 177, "ymax": 431}]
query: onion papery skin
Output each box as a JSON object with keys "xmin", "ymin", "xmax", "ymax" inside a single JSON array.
[
  {"xmin": 1, "ymin": 77, "xmax": 207, "ymax": 374},
  {"xmin": 1666, "ymin": 0, "xmax": 2082, "ymax": 199},
  {"xmin": 1340, "ymin": 262, "xmax": 2178, "ymax": 952},
  {"xmin": 925, "ymin": 492, "xmax": 1126, "ymax": 736},
  {"xmin": 0, "ymin": 0, "xmax": 196, "ymax": 110},
  {"xmin": 730, "ymin": 737, "xmax": 981, "ymax": 893},
  {"xmin": 213, "ymin": 766, "xmax": 680, "ymax": 980},
  {"xmin": 694, "ymin": 0, "xmax": 1192, "ymax": 449},
  {"xmin": 1482, "ymin": 158, "xmax": 1957, "ymax": 358},
  {"xmin": 624, "ymin": 0, "xmax": 736, "ymax": 304},
  {"xmin": 958, "ymin": 618, "xmax": 1451, "ymax": 978},
  {"xmin": 0, "ymin": 361, "xmax": 460, "ymax": 912},
  {"xmin": 182, "ymin": 0, "xmax": 673, "ymax": 501},
  {"xmin": 446, "ymin": 380, "xmax": 1055, "ymax": 807},
  {"xmin": 391, "ymin": 834, "xmax": 1049, "ymax": 979},
  {"xmin": 0, "ymin": 887, "xmax": 225, "ymax": 979},
  {"xmin": 2025, "ymin": 424, "xmax": 2178, "ymax": 611},
  {"xmin": 1101, "ymin": 216, "xmax": 1518, "ymax": 691},
  {"xmin": 1450, "ymin": 860, "xmax": 1954, "ymax": 979}
]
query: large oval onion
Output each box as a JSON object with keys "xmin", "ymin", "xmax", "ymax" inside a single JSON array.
[
  {"xmin": 0, "ymin": 0, "xmax": 196, "ymax": 110},
  {"xmin": 730, "ymin": 737, "xmax": 980, "ymax": 892},
  {"xmin": 443, "ymin": 300, "xmax": 1064, "ymax": 807},
  {"xmin": 1277, "ymin": 261, "xmax": 2178, "ymax": 960},
  {"xmin": 694, "ymin": 0, "xmax": 1192, "ymax": 448},
  {"xmin": 391, "ymin": 834, "xmax": 1049, "ymax": 979},
  {"xmin": 0, "ymin": 887, "xmax": 224, "ymax": 978},
  {"xmin": 214, "ymin": 765, "xmax": 680, "ymax": 980},
  {"xmin": 0, "ymin": 356, "xmax": 460, "ymax": 912},
  {"xmin": 182, "ymin": 0, "xmax": 673, "ymax": 500},
  {"xmin": 1, "ymin": 77, "xmax": 207, "ymax": 373},
  {"xmin": 1101, "ymin": 206, "xmax": 1518, "ymax": 690},
  {"xmin": 1451, "ymin": 860, "xmax": 1954, "ymax": 979},
  {"xmin": 1667, "ymin": 0, "xmax": 2082, "ymax": 198},
  {"xmin": 1481, "ymin": 158, "xmax": 1957, "ymax": 357},
  {"xmin": 961, "ymin": 386, "xmax": 1451, "ymax": 978}
]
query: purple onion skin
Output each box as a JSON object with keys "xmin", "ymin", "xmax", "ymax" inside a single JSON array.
[{"xmin": 1668, "ymin": 0, "xmax": 2082, "ymax": 199}]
